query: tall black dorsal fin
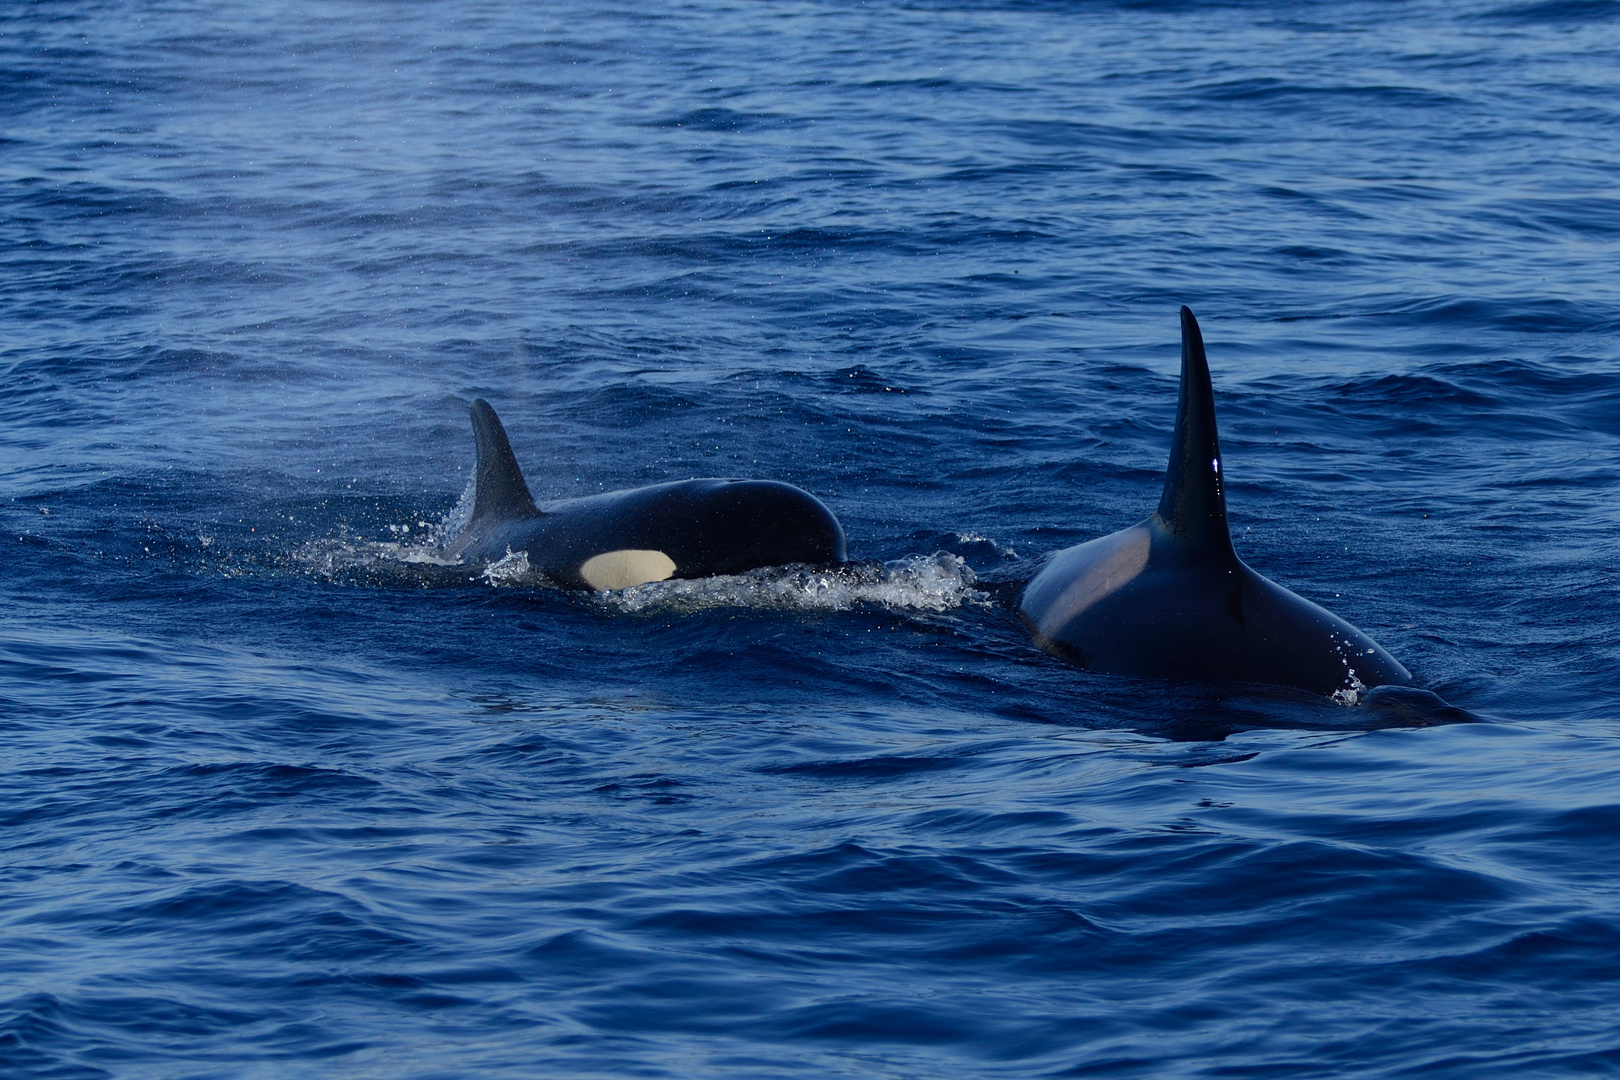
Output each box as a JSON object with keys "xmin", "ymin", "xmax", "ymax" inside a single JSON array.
[
  {"xmin": 1153, "ymin": 307, "xmax": 1234, "ymax": 555},
  {"xmin": 469, "ymin": 399, "xmax": 542, "ymax": 524}
]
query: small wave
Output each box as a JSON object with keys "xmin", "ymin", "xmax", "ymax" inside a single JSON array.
[
  {"xmin": 601, "ymin": 552, "xmax": 988, "ymax": 615},
  {"xmin": 953, "ymin": 531, "xmax": 1019, "ymax": 561},
  {"xmin": 1480, "ymin": 0, "xmax": 1620, "ymax": 25}
]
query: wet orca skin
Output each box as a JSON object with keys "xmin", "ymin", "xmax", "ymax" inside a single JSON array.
[
  {"xmin": 441, "ymin": 399, "xmax": 847, "ymax": 590},
  {"xmin": 1018, "ymin": 307, "xmax": 1411, "ymax": 696}
]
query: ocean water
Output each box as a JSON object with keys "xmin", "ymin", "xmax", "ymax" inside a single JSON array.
[{"xmin": 4, "ymin": 1, "xmax": 1620, "ymax": 1076}]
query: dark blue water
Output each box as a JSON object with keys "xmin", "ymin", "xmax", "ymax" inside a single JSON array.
[{"xmin": 5, "ymin": 2, "xmax": 1620, "ymax": 1075}]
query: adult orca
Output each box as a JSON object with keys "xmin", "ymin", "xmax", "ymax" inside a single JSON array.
[
  {"xmin": 1017, "ymin": 307, "xmax": 1411, "ymax": 696},
  {"xmin": 439, "ymin": 399, "xmax": 847, "ymax": 590}
]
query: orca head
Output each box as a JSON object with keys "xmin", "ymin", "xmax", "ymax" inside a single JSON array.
[{"xmin": 672, "ymin": 479, "xmax": 848, "ymax": 575}]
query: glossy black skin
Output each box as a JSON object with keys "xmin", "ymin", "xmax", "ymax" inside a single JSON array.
[
  {"xmin": 447, "ymin": 477, "xmax": 847, "ymax": 589},
  {"xmin": 441, "ymin": 398, "xmax": 846, "ymax": 589},
  {"xmin": 1020, "ymin": 518, "xmax": 1409, "ymax": 695},
  {"xmin": 1017, "ymin": 307, "xmax": 1410, "ymax": 696}
]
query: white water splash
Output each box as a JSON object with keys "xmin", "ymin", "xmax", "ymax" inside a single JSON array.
[
  {"xmin": 292, "ymin": 483, "xmax": 477, "ymax": 581},
  {"xmin": 293, "ymin": 537, "xmax": 461, "ymax": 577},
  {"xmin": 427, "ymin": 479, "xmax": 475, "ymax": 549},
  {"xmin": 1330, "ymin": 636, "xmax": 1370, "ymax": 707},
  {"xmin": 1332, "ymin": 672, "xmax": 1369, "ymax": 707},
  {"xmin": 482, "ymin": 548, "xmax": 533, "ymax": 586},
  {"xmin": 601, "ymin": 552, "xmax": 988, "ymax": 614}
]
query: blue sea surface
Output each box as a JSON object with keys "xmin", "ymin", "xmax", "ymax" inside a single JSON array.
[{"xmin": 4, "ymin": 2, "xmax": 1620, "ymax": 1076}]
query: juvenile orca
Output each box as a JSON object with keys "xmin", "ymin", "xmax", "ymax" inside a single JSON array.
[
  {"xmin": 1017, "ymin": 307, "xmax": 1410, "ymax": 695},
  {"xmin": 440, "ymin": 399, "xmax": 847, "ymax": 590}
]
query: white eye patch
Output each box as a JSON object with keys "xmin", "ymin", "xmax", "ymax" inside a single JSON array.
[{"xmin": 579, "ymin": 549, "xmax": 677, "ymax": 590}]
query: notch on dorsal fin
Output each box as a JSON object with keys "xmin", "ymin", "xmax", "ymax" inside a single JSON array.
[
  {"xmin": 1153, "ymin": 307, "xmax": 1234, "ymax": 556},
  {"xmin": 468, "ymin": 398, "xmax": 542, "ymax": 525}
]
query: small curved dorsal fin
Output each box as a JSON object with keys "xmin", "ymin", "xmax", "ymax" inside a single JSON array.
[
  {"xmin": 469, "ymin": 398, "xmax": 542, "ymax": 524},
  {"xmin": 1153, "ymin": 307, "xmax": 1234, "ymax": 556}
]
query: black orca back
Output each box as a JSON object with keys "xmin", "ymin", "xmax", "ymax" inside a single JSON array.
[
  {"xmin": 1016, "ymin": 307, "xmax": 1411, "ymax": 694},
  {"xmin": 446, "ymin": 398, "xmax": 848, "ymax": 587}
]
